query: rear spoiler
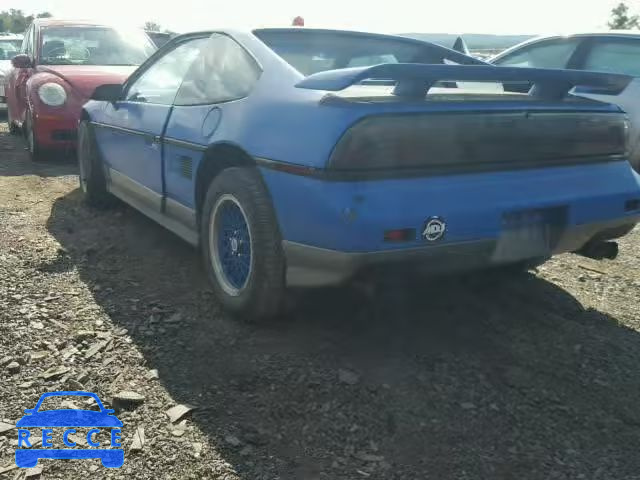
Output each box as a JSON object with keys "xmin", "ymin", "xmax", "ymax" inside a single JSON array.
[{"xmin": 295, "ymin": 63, "xmax": 632, "ymax": 100}]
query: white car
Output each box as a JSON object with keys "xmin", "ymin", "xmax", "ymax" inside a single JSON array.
[
  {"xmin": 0, "ymin": 34, "xmax": 23, "ymax": 110},
  {"xmin": 491, "ymin": 31, "xmax": 640, "ymax": 172}
]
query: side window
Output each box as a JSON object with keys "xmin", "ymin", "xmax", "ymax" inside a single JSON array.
[
  {"xmin": 125, "ymin": 37, "xmax": 208, "ymax": 105},
  {"xmin": 174, "ymin": 34, "xmax": 261, "ymax": 106},
  {"xmin": 583, "ymin": 39, "xmax": 640, "ymax": 77},
  {"xmin": 496, "ymin": 39, "xmax": 579, "ymax": 69}
]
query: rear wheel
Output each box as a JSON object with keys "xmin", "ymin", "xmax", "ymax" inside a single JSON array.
[
  {"xmin": 77, "ymin": 121, "xmax": 115, "ymax": 208},
  {"xmin": 24, "ymin": 111, "xmax": 45, "ymax": 162},
  {"xmin": 201, "ymin": 167, "xmax": 286, "ymax": 321}
]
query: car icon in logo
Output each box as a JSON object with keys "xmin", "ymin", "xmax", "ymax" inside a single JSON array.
[
  {"xmin": 422, "ymin": 216, "xmax": 446, "ymax": 242},
  {"xmin": 15, "ymin": 391, "xmax": 123, "ymax": 468}
]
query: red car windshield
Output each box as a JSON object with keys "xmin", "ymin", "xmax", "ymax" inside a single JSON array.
[{"xmin": 39, "ymin": 26, "xmax": 155, "ymax": 66}]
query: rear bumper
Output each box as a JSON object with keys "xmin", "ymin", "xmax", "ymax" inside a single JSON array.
[
  {"xmin": 259, "ymin": 160, "xmax": 640, "ymax": 287},
  {"xmin": 284, "ymin": 217, "xmax": 638, "ymax": 286},
  {"xmin": 262, "ymin": 160, "xmax": 640, "ymax": 252}
]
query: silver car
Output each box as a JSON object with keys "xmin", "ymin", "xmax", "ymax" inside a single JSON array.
[
  {"xmin": 0, "ymin": 34, "xmax": 23, "ymax": 110},
  {"xmin": 491, "ymin": 31, "xmax": 640, "ymax": 171}
]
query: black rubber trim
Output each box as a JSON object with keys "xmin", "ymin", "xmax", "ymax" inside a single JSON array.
[
  {"xmin": 90, "ymin": 121, "xmax": 159, "ymax": 143},
  {"xmin": 255, "ymin": 156, "xmax": 627, "ymax": 181},
  {"xmin": 88, "ymin": 121, "xmax": 628, "ymax": 181}
]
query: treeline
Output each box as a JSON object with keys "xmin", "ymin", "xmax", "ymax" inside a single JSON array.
[{"xmin": 0, "ymin": 9, "xmax": 52, "ymax": 34}]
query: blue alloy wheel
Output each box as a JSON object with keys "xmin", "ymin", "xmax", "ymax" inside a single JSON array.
[{"xmin": 210, "ymin": 194, "xmax": 253, "ymax": 296}]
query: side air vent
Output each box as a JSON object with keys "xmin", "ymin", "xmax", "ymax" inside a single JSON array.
[{"xmin": 180, "ymin": 156, "xmax": 193, "ymax": 180}]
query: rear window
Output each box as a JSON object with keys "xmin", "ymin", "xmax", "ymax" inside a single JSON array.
[
  {"xmin": 254, "ymin": 30, "xmax": 474, "ymax": 76},
  {"xmin": 584, "ymin": 40, "xmax": 640, "ymax": 77}
]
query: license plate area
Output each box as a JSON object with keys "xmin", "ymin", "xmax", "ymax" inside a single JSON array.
[{"xmin": 492, "ymin": 206, "xmax": 567, "ymax": 262}]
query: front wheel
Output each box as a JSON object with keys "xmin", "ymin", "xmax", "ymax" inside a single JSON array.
[
  {"xmin": 201, "ymin": 167, "xmax": 286, "ymax": 321},
  {"xmin": 24, "ymin": 111, "xmax": 45, "ymax": 162},
  {"xmin": 77, "ymin": 121, "xmax": 115, "ymax": 208},
  {"xmin": 7, "ymin": 104, "xmax": 20, "ymax": 135}
]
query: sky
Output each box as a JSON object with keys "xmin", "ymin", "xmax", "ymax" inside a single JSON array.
[{"xmin": 8, "ymin": 0, "xmax": 629, "ymax": 35}]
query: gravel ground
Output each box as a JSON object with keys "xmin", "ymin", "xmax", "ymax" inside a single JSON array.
[{"xmin": 1, "ymin": 120, "xmax": 640, "ymax": 480}]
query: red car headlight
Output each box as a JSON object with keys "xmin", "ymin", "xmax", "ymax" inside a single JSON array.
[{"xmin": 38, "ymin": 82, "xmax": 67, "ymax": 107}]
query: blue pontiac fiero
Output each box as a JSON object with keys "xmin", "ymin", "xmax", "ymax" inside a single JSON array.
[{"xmin": 79, "ymin": 28, "xmax": 640, "ymax": 319}]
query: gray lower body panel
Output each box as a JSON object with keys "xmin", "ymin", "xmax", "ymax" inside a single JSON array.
[{"xmin": 283, "ymin": 216, "xmax": 638, "ymax": 287}]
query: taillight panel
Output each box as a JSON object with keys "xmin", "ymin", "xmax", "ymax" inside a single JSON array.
[{"xmin": 329, "ymin": 112, "xmax": 627, "ymax": 172}]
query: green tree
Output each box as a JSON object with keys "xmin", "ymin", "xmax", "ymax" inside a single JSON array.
[
  {"xmin": 144, "ymin": 21, "xmax": 161, "ymax": 32},
  {"xmin": 609, "ymin": 2, "xmax": 640, "ymax": 29},
  {"xmin": 9, "ymin": 16, "xmax": 27, "ymax": 33},
  {"xmin": 0, "ymin": 9, "xmax": 53, "ymax": 33}
]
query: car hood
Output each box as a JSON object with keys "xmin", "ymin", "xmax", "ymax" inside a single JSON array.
[
  {"xmin": 36, "ymin": 65, "xmax": 136, "ymax": 99},
  {"xmin": 0, "ymin": 60, "xmax": 12, "ymax": 77},
  {"xmin": 16, "ymin": 409, "xmax": 123, "ymax": 427}
]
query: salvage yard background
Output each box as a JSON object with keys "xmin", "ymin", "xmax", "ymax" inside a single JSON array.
[{"xmin": 1, "ymin": 120, "xmax": 640, "ymax": 479}]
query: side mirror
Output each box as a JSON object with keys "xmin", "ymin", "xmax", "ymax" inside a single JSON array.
[
  {"xmin": 91, "ymin": 84, "xmax": 122, "ymax": 102},
  {"xmin": 11, "ymin": 54, "xmax": 33, "ymax": 69}
]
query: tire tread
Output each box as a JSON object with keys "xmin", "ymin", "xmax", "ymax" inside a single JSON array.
[{"xmin": 201, "ymin": 167, "xmax": 286, "ymax": 321}]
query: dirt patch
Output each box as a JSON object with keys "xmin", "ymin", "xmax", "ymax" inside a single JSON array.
[{"xmin": 1, "ymin": 122, "xmax": 640, "ymax": 479}]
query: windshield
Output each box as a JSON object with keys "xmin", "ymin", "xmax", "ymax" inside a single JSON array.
[
  {"xmin": 0, "ymin": 39, "xmax": 21, "ymax": 60},
  {"xmin": 254, "ymin": 30, "xmax": 480, "ymax": 76},
  {"xmin": 39, "ymin": 26, "xmax": 156, "ymax": 66}
]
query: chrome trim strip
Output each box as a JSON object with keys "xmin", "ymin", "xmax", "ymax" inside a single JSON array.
[{"xmin": 163, "ymin": 137, "xmax": 207, "ymax": 152}]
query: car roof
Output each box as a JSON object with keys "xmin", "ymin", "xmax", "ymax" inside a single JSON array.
[
  {"xmin": 33, "ymin": 18, "xmax": 118, "ymax": 28},
  {"xmin": 492, "ymin": 30, "xmax": 640, "ymax": 61},
  {"xmin": 527, "ymin": 31, "xmax": 640, "ymax": 44}
]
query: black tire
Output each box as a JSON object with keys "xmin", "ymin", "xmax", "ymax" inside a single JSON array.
[
  {"xmin": 7, "ymin": 105, "xmax": 20, "ymax": 135},
  {"xmin": 24, "ymin": 111, "xmax": 45, "ymax": 162},
  {"xmin": 201, "ymin": 167, "xmax": 286, "ymax": 321},
  {"xmin": 77, "ymin": 121, "xmax": 115, "ymax": 208}
]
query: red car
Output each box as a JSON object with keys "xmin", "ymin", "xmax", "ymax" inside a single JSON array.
[{"xmin": 6, "ymin": 19, "xmax": 156, "ymax": 160}]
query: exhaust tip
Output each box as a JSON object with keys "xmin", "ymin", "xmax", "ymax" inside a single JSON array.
[{"xmin": 577, "ymin": 241, "xmax": 619, "ymax": 261}]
